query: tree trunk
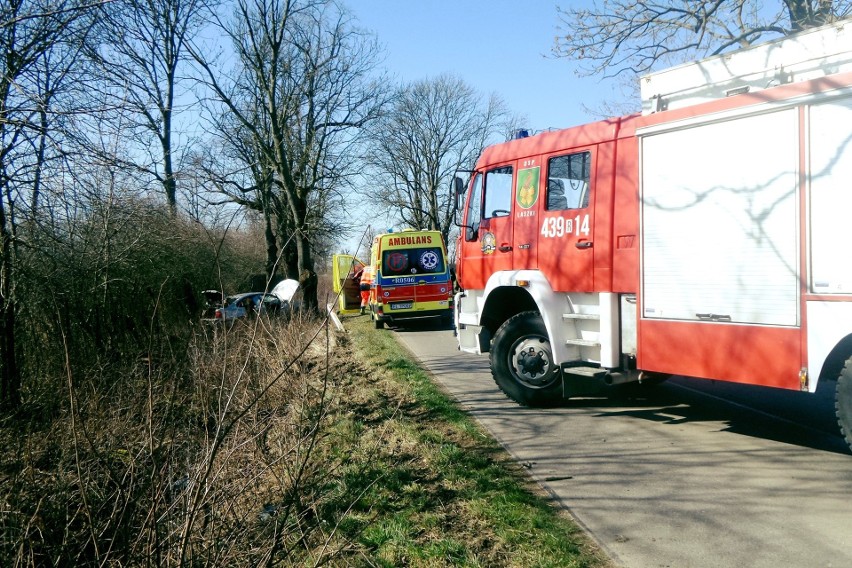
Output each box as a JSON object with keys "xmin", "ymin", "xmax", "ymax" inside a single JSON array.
[
  {"xmin": 0, "ymin": 215, "xmax": 19, "ymax": 409},
  {"xmin": 32, "ymin": 106, "xmax": 49, "ymax": 213},
  {"xmin": 274, "ymin": 212, "xmax": 299, "ymax": 280},
  {"xmin": 264, "ymin": 207, "xmax": 278, "ymax": 281},
  {"xmin": 296, "ymin": 239, "xmax": 318, "ymax": 314},
  {"xmin": 284, "ymin": 241, "xmax": 299, "ymax": 280},
  {"xmin": 162, "ymin": 107, "xmax": 177, "ymax": 216},
  {"xmin": 292, "ymin": 194, "xmax": 318, "ymax": 314},
  {"xmin": 0, "ymin": 301, "xmax": 18, "ymax": 409},
  {"xmin": 785, "ymin": 0, "xmax": 832, "ymax": 30}
]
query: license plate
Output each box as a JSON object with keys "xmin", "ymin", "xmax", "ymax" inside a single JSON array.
[{"xmin": 390, "ymin": 302, "xmax": 413, "ymax": 310}]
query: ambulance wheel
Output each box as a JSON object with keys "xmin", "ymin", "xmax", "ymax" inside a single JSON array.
[
  {"xmin": 373, "ymin": 315, "xmax": 384, "ymax": 329},
  {"xmin": 835, "ymin": 356, "xmax": 852, "ymax": 452},
  {"xmin": 441, "ymin": 311, "xmax": 453, "ymax": 329},
  {"xmin": 490, "ymin": 311, "xmax": 562, "ymax": 407}
]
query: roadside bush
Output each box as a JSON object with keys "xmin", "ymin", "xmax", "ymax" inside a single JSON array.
[
  {"xmin": 15, "ymin": 196, "xmax": 263, "ymax": 410},
  {"xmin": 0, "ymin": 185, "xmax": 385, "ymax": 565},
  {"xmin": 0, "ymin": 311, "xmax": 366, "ymax": 566}
]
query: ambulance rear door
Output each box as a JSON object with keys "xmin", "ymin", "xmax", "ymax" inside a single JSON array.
[
  {"xmin": 409, "ymin": 243, "xmax": 451, "ymax": 311},
  {"xmin": 332, "ymin": 254, "xmax": 365, "ymax": 314}
]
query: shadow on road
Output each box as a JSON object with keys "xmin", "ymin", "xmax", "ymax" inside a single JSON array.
[
  {"xmin": 587, "ymin": 388, "xmax": 849, "ymax": 455},
  {"xmin": 388, "ymin": 323, "xmax": 852, "ymax": 455},
  {"xmin": 386, "ymin": 318, "xmax": 455, "ymax": 333}
]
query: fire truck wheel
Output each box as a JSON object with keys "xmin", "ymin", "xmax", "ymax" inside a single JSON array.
[
  {"xmin": 490, "ymin": 311, "xmax": 562, "ymax": 407},
  {"xmin": 835, "ymin": 357, "xmax": 852, "ymax": 450}
]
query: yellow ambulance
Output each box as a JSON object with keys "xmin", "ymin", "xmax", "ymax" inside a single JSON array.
[{"xmin": 333, "ymin": 229, "xmax": 453, "ymax": 328}]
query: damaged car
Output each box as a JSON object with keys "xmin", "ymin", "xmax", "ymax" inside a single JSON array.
[{"xmin": 211, "ymin": 279, "xmax": 300, "ymax": 322}]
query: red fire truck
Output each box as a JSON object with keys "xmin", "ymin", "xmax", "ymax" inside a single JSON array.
[{"xmin": 453, "ymin": 21, "xmax": 852, "ymax": 449}]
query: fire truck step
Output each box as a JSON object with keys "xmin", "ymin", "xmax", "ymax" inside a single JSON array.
[
  {"xmin": 562, "ymin": 313, "xmax": 600, "ymax": 320},
  {"xmin": 563, "ymin": 366, "xmax": 608, "ymax": 379},
  {"xmin": 565, "ymin": 338, "xmax": 601, "ymax": 347}
]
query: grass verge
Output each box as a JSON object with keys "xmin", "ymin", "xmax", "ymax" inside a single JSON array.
[
  {"xmin": 0, "ymin": 304, "xmax": 613, "ymax": 567},
  {"xmin": 338, "ymin": 315, "xmax": 612, "ymax": 567}
]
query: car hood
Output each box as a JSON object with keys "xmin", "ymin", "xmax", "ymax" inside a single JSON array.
[{"xmin": 270, "ymin": 279, "xmax": 299, "ymax": 302}]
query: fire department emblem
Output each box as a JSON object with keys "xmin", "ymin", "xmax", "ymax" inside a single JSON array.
[
  {"xmin": 516, "ymin": 166, "xmax": 540, "ymax": 209},
  {"xmin": 481, "ymin": 232, "xmax": 496, "ymax": 255}
]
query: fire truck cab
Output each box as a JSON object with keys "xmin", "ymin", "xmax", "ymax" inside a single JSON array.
[
  {"xmin": 454, "ymin": 114, "xmax": 641, "ymax": 403},
  {"xmin": 454, "ymin": 20, "xmax": 852, "ymax": 449}
]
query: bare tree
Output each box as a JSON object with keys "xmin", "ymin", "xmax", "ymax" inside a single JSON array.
[
  {"xmin": 0, "ymin": 1, "xmax": 99, "ymax": 407},
  {"xmin": 364, "ymin": 74, "xmax": 507, "ymax": 247},
  {"xmin": 196, "ymin": 108, "xmax": 294, "ymax": 280},
  {"xmin": 554, "ymin": 0, "xmax": 852, "ymax": 78},
  {"xmin": 92, "ymin": 0, "xmax": 210, "ymax": 215},
  {"xmin": 191, "ymin": 0, "xmax": 387, "ymax": 312}
]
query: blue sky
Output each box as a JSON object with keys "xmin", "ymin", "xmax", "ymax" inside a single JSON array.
[
  {"xmin": 349, "ymin": 0, "xmax": 631, "ymax": 132},
  {"xmin": 339, "ymin": 1, "xmax": 632, "ymax": 254}
]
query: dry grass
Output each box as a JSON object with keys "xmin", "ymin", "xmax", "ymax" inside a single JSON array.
[
  {"xmin": 0, "ymin": 310, "xmax": 368, "ymax": 566},
  {"xmin": 0, "ymin": 300, "xmax": 612, "ymax": 567}
]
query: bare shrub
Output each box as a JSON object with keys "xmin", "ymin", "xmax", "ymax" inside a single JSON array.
[
  {"xmin": 0, "ymin": 184, "xmax": 384, "ymax": 564},
  {"xmin": 16, "ymin": 195, "xmax": 260, "ymax": 405},
  {"xmin": 0, "ymin": 302, "xmax": 380, "ymax": 566}
]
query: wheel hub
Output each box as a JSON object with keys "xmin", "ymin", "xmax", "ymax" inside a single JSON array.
[{"xmin": 511, "ymin": 337, "xmax": 555, "ymax": 387}]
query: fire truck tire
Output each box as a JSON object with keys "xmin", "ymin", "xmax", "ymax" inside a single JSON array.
[
  {"xmin": 374, "ymin": 316, "xmax": 384, "ymax": 329},
  {"xmin": 490, "ymin": 311, "xmax": 562, "ymax": 407},
  {"xmin": 835, "ymin": 357, "xmax": 852, "ymax": 450}
]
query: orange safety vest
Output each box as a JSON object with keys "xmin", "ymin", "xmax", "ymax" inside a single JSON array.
[{"xmin": 359, "ymin": 265, "xmax": 374, "ymax": 289}]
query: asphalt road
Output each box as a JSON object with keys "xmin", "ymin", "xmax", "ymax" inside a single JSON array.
[{"xmin": 391, "ymin": 321, "xmax": 852, "ymax": 568}]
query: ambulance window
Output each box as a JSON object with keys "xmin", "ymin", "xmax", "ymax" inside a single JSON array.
[
  {"xmin": 382, "ymin": 247, "xmax": 446, "ymax": 276},
  {"xmin": 465, "ymin": 173, "xmax": 483, "ymax": 241},
  {"xmin": 484, "ymin": 166, "xmax": 513, "ymax": 218},
  {"xmin": 547, "ymin": 152, "xmax": 591, "ymax": 210}
]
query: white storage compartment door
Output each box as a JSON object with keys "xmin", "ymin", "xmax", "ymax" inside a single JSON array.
[
  {"xmin": 641, "ymin": 109, "xmax": 800, "ymax": 326},
  {"xmin": 809, "ymin": 96, "xmax": 852, "ymax": 294}
]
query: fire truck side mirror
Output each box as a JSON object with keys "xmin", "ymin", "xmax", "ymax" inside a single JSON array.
[
  {"xmin": 453, "ymin": 176, "xmax": 466, "ymax": 207},
  {"xmin": 453, "ymin": 176, "xmax": 472, "ymax": 235}
]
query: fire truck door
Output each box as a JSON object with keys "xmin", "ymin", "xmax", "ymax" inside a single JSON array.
[
  {"xmin": 459, "ymin": 166, "xmax": 514, "ymax": 288},
  {"xmin": 512, "ymin": 162, "xmax": 541, "ymax": 269},
  {"xmin": 537, "ymin": 151, "xmax": 595, "ymax": 291}
]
